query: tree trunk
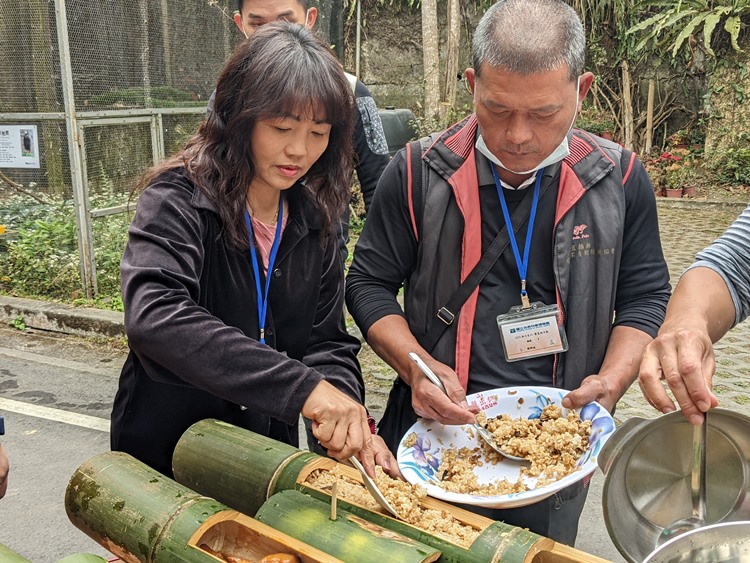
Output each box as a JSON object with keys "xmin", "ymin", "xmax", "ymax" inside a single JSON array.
[
  {"xmin": 421, "ymin": 0, "xmax": 440, "ymax": 122},
  {"xmin": 440, "ymin": 0, "xmax": 460, "ymax": 124},
  {"xmin": 645, "ymin": 79, "xmax": 655, "ymax": 154},
  {"xmin": 621, "ymin": 59, "xmax": 634, "ymax": 150}
]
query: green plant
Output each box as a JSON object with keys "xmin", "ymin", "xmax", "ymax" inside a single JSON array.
[
  {"xmin": 715, "ymin": 146, "xmax": 750, "ymax": 184},
  {"xmin": 8, "ymin": 316, "xmax": 26, "ymax": 331},
  {"xmin": 576, "ymin": 105, "xmax": 617, "ymax": 136},
  {"xmin": 628, "ymin": 0, "xmax": 750, "ymax": 59}
]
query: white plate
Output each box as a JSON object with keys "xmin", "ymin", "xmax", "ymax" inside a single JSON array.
[{"xmin": 396, "ymin": 385, "xmax": 615, "ymax": 508}]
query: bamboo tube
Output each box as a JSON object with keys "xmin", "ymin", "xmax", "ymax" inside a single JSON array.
[
  {"xmin": 172, "ymin": 420, "xmax": 592, "ymax": 562},
  {"xmin": 57, "ymin": 556, "xmax": 108, "ymax": 562},
  {"xmin": 173, "ymin": 418, "xmax": 317, "ymax": 516},
  {"xmin": 65, "ymin": 451, "xmax": 228, "ymax": 563},
  {"xmin": 256, "ymin": 490, "xmax": 441, "ymax": 563}
]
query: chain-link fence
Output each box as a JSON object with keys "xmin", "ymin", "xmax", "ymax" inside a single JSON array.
[{"xmin": 0, "ymin": 0, "xmax": 244, "ymax": 298}]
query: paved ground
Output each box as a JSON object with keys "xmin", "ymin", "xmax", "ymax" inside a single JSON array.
[{"xmin": 1, "ymin": 198, "xmax": 748, "ymax": 562}]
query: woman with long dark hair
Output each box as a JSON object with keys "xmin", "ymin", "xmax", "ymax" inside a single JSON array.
[{"xmin": 111, "ymin": 22, "xmax": 395, "ymax": 478}]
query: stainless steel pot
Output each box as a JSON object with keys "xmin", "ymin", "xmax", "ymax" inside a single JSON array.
[
  {"xmin": 597, "ymin": 409, "xmax": 750, "ymax": 563},
  {"xmin": 641, "ymin": 521, "xmax": 750, "ymax": 563}
]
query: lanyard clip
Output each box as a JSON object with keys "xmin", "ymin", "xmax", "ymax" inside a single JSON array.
[{"xmin": 520, "ymin": 279, "xmax": 531, "ymax": 309}]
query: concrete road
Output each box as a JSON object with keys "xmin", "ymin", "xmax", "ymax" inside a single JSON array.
[{"xmin": 0, "ymin": 326, "xmax": 122, "ymax": 562}]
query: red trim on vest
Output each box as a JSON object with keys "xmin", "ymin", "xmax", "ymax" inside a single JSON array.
[
  {"xmin": 622, "ymin": 152, "xmax": 636, "ymax": 185},
  {"xmin": 444, "ymin": 115, "xmax": 478, "ymax": 160},
  {"xmin": 406, "ymin": 143, "xmax": 419, "ymax": 241},
  {"xmin": 565, "ymin": 133, "xmax": 594, "ymax": 166},
  {"xmin": 571, "ymin": 130, "xmax": 616, "ymax": 168},
  {"xmin": 448, "ymin": 148, "xmax": 481, "ymax": 390},
  {"xmin": 555, "ymin": 163, "xmax": 587, "ymax": 224}
]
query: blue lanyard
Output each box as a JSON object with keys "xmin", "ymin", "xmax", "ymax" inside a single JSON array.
[
  {"xmin": 244, "ymin": 197, "xmax": 284, "ymax": 344},
  {"xmin": 490, "ymin": 165, "xmax": 543, "ymax": 309}
]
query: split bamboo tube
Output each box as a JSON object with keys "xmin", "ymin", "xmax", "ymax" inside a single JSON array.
[
  {"xmin": 256, "ymin": 489, "xmax": 441, "ymax": 562},
  {"xmin": 172, "ymin": 420, "xmax": 610, "ymax": 563}
]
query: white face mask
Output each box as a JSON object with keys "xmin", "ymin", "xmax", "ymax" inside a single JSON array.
[{"xmin": 475, "ymin": 77, "xmax": 580, "ymax": 176}]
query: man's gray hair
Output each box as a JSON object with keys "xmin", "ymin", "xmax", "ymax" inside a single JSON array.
[{"xmin": 472, "ymin": 0, "xmax": 585, "ymax": 81}]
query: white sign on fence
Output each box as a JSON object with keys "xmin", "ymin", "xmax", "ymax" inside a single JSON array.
[{"xmin": 0, "ymin": 125, "xmax": 40, "ymax": 169}]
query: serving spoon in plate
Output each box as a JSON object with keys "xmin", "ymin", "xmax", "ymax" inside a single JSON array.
[{"xmin": 407, "ymin": 352, "xmax": 529, "ymax": 463}]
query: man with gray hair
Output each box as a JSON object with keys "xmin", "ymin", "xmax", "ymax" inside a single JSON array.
[{"xmin": 346, "ymin": 0, "xmax": 670, "ymax": 544}]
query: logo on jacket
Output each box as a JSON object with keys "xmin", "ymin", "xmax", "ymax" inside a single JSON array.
[{"xmin": 572, "ymin": 224, "xmax": 589, "ymax": 240}]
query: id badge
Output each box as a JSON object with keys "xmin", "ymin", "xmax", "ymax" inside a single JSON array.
[{"xmin": 496, "ymin": 302, "xmax": 568, "ymax": 362}]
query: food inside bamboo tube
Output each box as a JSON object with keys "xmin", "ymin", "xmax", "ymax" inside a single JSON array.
[{"xmin": 305, "ymin": 465, "xmax": 481, "ymax": 547}]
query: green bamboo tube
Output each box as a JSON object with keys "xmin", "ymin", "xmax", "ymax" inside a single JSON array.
[
  {"xmin": 56, "ymin": 556, "xmax": 108, "ymax": 562},
  {"xmin": 0, "ymin": 544, "xmax": 32, "ymax": 562},
  {"xmin": 173, "ymin": 418, "xmax": 318, "ymax": 516},
  {"xmin": 256, "ymin": 490, "xmax": 441, "ymax": 563},
  {"xmin": 65, "ymin": 451, "xmax": 228, "ymax": 563},
  {"xmin": 172, "ymin": 420, "xmax": 556, "ymax": 562}
]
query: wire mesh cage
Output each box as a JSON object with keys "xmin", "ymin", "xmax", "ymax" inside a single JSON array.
[{"xmin": 0, "ymin": 0, "xmax": 241, "ymax": 298}]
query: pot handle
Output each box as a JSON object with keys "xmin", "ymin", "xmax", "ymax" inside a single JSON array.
[{"xmin": 598, "ymin": 417, "xmax": 646, "ymax": 475}]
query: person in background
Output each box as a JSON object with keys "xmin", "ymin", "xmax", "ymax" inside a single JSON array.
[
  {"xmin": 345, "ymin": 0, "xmax": 670, "ymax": 544},
  {"xmin": 639, "ymin": 203, "xmax": 750, "ymax": 425},
  {"xmin": 213, "ymin": 0, "xmax": 390, "ymax": 237},
  {"xmin": 111, "ymin": 23, "xmax": 397, "ymax": 480}
]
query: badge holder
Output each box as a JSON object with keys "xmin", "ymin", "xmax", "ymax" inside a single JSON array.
[{"xmin": 496, "ymin": 302, "xmax": 568, "ymax": 362}]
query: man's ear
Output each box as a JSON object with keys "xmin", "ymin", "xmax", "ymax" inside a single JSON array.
[
  {"xmin": 465, "ymin": 68, "xmax": 476, "ymax": 94},
  {"xmin": 305, "ymin": 7, "xmax": 318, "ymax": 28},
  {"xmin": 578, "ymin": 72, "xmax": 595, "ymax": 108},
  {"xmin": 233, "ymin": 11, "xmax": 243, "ymax": 32}
]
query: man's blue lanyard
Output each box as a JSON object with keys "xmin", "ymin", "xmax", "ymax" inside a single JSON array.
[
  {"xmin": 490, "ymin": 165, "xmax": 543, "ymax": 309},
  {"xmin": 243, "ymin": 197, "xmax": 284, "ymax": 344}
]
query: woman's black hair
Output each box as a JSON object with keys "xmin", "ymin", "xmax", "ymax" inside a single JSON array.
[{"xmin": 138, "ymin": 22, "xmax": 354, "ymax": 248}]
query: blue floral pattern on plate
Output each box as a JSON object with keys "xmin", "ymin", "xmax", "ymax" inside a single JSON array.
[{"xmin": 397, "ymin": 386, "xmax": 616, "ymax": 509}]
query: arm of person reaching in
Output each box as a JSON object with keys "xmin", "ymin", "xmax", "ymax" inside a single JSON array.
[
  {"xmin": 638, "ymin": 268, "xmax": 733, "ymax": 425},
  {"xmin": 0, "ymin": 442, "xmax": 8, "ymax": 499},
  {"xmin": 639, "ymin": 203, "xmax": 750, "ymax": 424}
]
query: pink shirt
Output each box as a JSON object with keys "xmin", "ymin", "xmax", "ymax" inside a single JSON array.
[{"xmin": 251, "ymin": 214, "xmax": 288, "ymax": 272}]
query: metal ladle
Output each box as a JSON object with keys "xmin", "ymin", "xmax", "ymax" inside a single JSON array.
[
  {"xmin": 407, "ymin": 352, "xmax": 529, "ymax": 463},
  {"xmin": 348, "ymin": 456, "xmax": 400, "ymax": 518},
  {"xmin": 657, "ymin": 412, "xmax": 708, "ymax": 546}
]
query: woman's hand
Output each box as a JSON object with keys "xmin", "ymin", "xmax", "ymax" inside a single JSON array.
[{"xmin": 302, "ymin": 380, "xmax": 376, "ymax": 475}]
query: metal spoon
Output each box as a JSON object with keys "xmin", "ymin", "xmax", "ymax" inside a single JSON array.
[
  {"xmin": 407, "ymin": 352, "xmax": 529, "ymax": 463},
  {"xmin": 657, "ymin": 413, "xmax": 707, "ymax": 546},
  {"xmin": 348, "ymin": 456, "xmax": 400, "ymax": 518}
]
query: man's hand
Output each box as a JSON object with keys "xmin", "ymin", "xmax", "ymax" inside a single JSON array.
[
  {"xmin": 409, "ymin": 356, "xmax": 477, "ymax": 426},
  {"xmin": 562, "ymin": 373, "xmax": 618, "ymax": 413},
  {"xmin": 638, "ymin": 327, "xmax": 719, "ymax": 425},
  {"xmin": 302, "ymin": 380, "xmax": 375, "ymax": 475}
]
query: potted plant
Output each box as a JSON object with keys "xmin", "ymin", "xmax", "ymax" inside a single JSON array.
[{"xmin": 663, "ymin": 160, "xmax": 697, "ymax": 198}]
